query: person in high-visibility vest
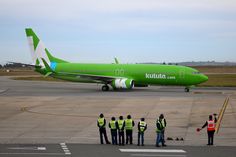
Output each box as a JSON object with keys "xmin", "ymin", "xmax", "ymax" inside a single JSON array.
[
  {"xmin": 97, "ymin": 113, "xmax": 110, "ymax": 144},
  {"xmin": 125, "ymin": 115, "xmax": 135, "ymax": 145},
  {"xmin": 118, "ymin": 116, "xmax": 125, "ymax": 145},
  {"xmin": 160, "ymin": 114, "xmax": 167, "ymax": 146},
  {"xmin": 156, "ymin": 115, "xmax": 165, "ymax": 147},
  {"xmin": 109, "ymin": 117, "xmax": 118, "ymax": 145},
  {"xmin": 200, "ymin": 114, "xmax": 217, "ymax": 145},
  {"xmin": 137, "ymin": 118, "xmax": 147, "ymax": 146}
]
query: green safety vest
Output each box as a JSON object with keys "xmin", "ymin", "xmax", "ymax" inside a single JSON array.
[
  {"xmin": 161, "ymin": 119, "xmax": 166, "ymax": 128},
  {"xmin": 139, "ymin": 121, "xmax": 147, "ymax": 132},
  {"xmin": 125, "ymin": 119, "xmax": 133, "ymax": 130},
  {"xmin": 109, "ymin": 120, "xmax": 117, "ymax": 130},
  {"xmin": 118, "ymin": 120, "xmax": 124, "ymax": 130},
  {"xmin": 156, "ymin": 119, "xmax": 164, "ymax": 133},
  {"xmin": 98, "ymin": 117, "xmax": 105, "ymax": 128}
]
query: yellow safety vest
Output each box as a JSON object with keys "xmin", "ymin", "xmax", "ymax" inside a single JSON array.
[
  {"xmin": 125, "ymin": 119, "xmax": 133, "ymax": 130},
  {"xmin": 98, "ymin": 117, "xmax": 105, "ymax": 128},
  {"xmin": 156, "ymin": 119, "xmax": 163, "ymax": 133},
  {"xmin": 118, "ymin": 120, "xmax": 124, "ymax": 130},
  {"xmin": 161, "ymin": 119, "xmax": 166, "ymax": 128},
  {"xmin": 109, "ymin": 120, "xmax": 117, "ymax": 129},
  {"xmin": 139, "ymin": 121, "xmax": 146, "ymax": 132}
]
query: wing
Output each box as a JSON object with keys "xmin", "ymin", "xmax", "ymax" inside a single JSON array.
[{"xmin": 57, "ymin": 71, "xmax": 124, "ymax": 83}]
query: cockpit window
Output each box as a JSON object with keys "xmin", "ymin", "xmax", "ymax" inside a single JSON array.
[{"xmin": 192, "ymin": 71, "xmax": 201, "ymax": 74}]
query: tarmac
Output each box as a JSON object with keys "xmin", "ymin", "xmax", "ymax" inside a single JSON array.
[{"xmin": 0, "ymin": 76, "xmax": 236, "ymax": 156}]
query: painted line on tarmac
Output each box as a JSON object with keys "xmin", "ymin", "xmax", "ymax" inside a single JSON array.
[
  {"xmin": 0, "ymin": 153, "xmax": 65, "ymax": 155},
  {"xmin": 8, "ymin": 147, "xmax": 46, "ymax": 150},
  {"xmin": 0, "ymin": 88, "xmax": 9, "ymax": 95},
  {"xmin": 215, "ymin": 96, "xmax": 230, "ymax": 133},
  {"xmin": 119, "ymin": 149, "xmax": 186, "ymax": 153},
  {"xmin": 60, "ymin": 143, "xmax": 71, "ymax": 155},
  {"xmin": 131, "ymin": 154, "xmax": 186, "ymax": 157}
]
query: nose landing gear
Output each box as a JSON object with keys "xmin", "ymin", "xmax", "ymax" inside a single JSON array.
[
  {"xmin": 185, "ymin": 87, "xmax": 190, "ymax": 92},
  {"xmin": 102, "ymin": 85, "xmax": 109, "ymax": 91}
]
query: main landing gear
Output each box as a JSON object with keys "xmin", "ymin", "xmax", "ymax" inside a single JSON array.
[
  {"xmin": 185, "ymin": 87, "xmax": 190, "ymax": 92},
  {"xmin": 102, "ymin": 85, "xmax": 109, "ymax": 91}
]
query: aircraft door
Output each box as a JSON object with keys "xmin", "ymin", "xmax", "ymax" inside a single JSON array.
[{"xmin": 179, "ymin": 69, "xmax": 185, "ymax": 80}]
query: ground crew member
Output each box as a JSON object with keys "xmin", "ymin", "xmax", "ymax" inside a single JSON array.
[
  {"xmin": 200, "ymin": 114, "xmax": 217, "ymax": 145},
  {"xmin": 160, "ymin": 114, "xmax": 167, "ymax": 146},
  {"xmin": 137, "ymin": 118, "xmax": 147, "ymax": 146},
  {"xmin": 125, "ymin": 115, "xmax": 135, "ymax": 145},
  {"xmin": 118, "ymin": 116, "xmax": 125, "ymax": 145},
  {"xmin": 156, "ymin": 115, "xmax": 165, "ymax": 147},
  {"xmin": 109, "ymin": 117, "xmax": 118, "ymax": 145},
  {"xmin": 97, "ymin": 113, "xmax": 110, "ymax": 144}
]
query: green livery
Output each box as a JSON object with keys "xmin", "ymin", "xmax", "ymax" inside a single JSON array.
[{"xmin": 25, "ymin": 28, "xmax": 208, "ymax": 92}]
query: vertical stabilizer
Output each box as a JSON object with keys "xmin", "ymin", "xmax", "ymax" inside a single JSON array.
[{"xmin": 25, "ymin": 28, "xmax": 69, "ymax": 70}]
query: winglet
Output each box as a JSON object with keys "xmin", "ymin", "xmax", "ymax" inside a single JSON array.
[{"xmin": 114, "ymin": 57, "xmax": 119, "ymax": 64}]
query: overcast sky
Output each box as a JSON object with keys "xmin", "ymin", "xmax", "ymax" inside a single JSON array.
[{"xmin": 0, "ymin": 0, "xmax": 236, "ymax": 64}]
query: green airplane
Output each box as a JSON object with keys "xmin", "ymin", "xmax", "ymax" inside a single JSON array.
[{"xmin": 25, "ymin": 28, "xmax": 208, "ymax": 92}]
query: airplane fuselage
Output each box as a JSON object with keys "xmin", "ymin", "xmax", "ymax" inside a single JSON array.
[{"xmin": 43, "ymin": 63, "xmax": 208, "ymax": 87}]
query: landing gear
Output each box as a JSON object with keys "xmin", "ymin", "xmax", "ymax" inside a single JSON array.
[
  {"xmin": 102, "ymin": 85, "xmax": 109, "ymax": 91},
  {"xmin": 185, "ymin": 87, "xmax": 190, "ymax": 92}
]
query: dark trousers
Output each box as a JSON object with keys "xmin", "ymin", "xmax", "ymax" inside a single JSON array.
[
  {"xmin": 118, "ymin": 131, "xmax": 125, "ymax": 145},
  {"xmin": 137, "ymin": 132, "xmax": 144, "ymax": 146},
  {"xmin": 110, "ymin": 129, "xmax": 117, "ymax": 145},
  {"xmin": 156, "ymin": 132, "xmax": 163, "ymax": 146},
  {"xmin": 99, "ymin": 128, "xmax": 109, "ymax": 144},
  {"xmin": 207, "ymin": 130, "xmax": 215, "ymax": 145},
  {"xmin": 126, "ymin": 130, "xmax": 133, "ymax": 144},
  {"xmin": 162, "ymin": 130, "xmax": 166, "ymax": 144}
]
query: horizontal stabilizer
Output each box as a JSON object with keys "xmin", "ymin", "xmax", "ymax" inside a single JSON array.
[
  {"xmin": 44, "ymin": 72, "xmax": 53, "ymax": 77},
  {"xmin": 41, "ymin": 58, "xmax": 53, "ymax": 72}
]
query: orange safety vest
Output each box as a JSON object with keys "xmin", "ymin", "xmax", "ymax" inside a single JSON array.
[{"xmin": 207, "ymin": 120, "xmax": 215, "ymax": 131}]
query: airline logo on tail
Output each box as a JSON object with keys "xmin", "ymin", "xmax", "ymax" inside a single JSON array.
[
  {"xmin": 25, "ymin": 28, "xmax": 51, "ymax": 68},
  {"xmin": 25, "ymin": 28, "xmax": 68, "ymax": 72}
]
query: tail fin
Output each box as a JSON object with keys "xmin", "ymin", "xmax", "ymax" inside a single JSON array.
[{"xmin": 25, "ymin": 28, "xmax": 68, "ymax": 69}]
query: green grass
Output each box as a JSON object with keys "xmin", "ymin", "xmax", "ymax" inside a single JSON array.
[
  {"xmin": 12, "ymin": 76, "xmax": 64, "ymax": 82},
  {"xmin": 198, "ymin": 74, "xmax": 236, "ymax": 87},
  {"xmin": 0, "ymin": 69, "xmax": 37, "ymax": 76}
]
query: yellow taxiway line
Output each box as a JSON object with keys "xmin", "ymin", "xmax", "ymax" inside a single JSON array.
[{"xmin": 215, "ymin": 96, "xmax": 230, "ymax": 133}]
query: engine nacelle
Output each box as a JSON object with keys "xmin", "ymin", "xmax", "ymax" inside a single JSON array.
[{"xmin": 111, "ymin": 78, "xmax": 134, "ymax": 89}]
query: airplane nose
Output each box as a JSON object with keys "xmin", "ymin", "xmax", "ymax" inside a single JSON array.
[{"xmin": 201, "ymin": 74, "xmax": 208, "ymax": 83}]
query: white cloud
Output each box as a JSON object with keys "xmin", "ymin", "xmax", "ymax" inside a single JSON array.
[{"xmin": 0, "ymin": 0, "xmax": 236, "ymax": 20}]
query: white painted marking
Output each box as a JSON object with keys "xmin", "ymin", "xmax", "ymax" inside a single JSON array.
[
  {"xmin": 8, "ymin": 147, "xmax": 46, "ymax": 151},
  {"xmin": 37, "ymin": 147, "xmax": 46, "ymax": 150},
  {"xmin": 131, "ymin": 154, "xmax": 186, "ymax": 157},
  {"xmin": 119, "ymin": 149, "xmax": 186, "ymax": 153},
  {"xmin": 60, "ymin": 143, "xmax": 71, "ymax": 155},
  {"xmin": 0, "ymin": 153, "xmax": 65, "ymax": 155}
]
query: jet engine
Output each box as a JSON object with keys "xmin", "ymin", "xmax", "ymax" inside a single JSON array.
[{"xmin": 111, "ymin": 78, "xmax": 134, "ymax": 89}]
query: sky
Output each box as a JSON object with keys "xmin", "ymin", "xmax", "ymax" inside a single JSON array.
[{"xmin": 0, "ymin": 0, "xmax": 236, "ymax": 64}]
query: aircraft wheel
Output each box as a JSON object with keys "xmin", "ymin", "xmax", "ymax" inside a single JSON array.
[
  {"xmin": 102, "ymin": 85, "xmax": 109, "ymax": 91},
  {"xmin": 185, "ymin": 87, "xmax": 190, "ymax": 92}
]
